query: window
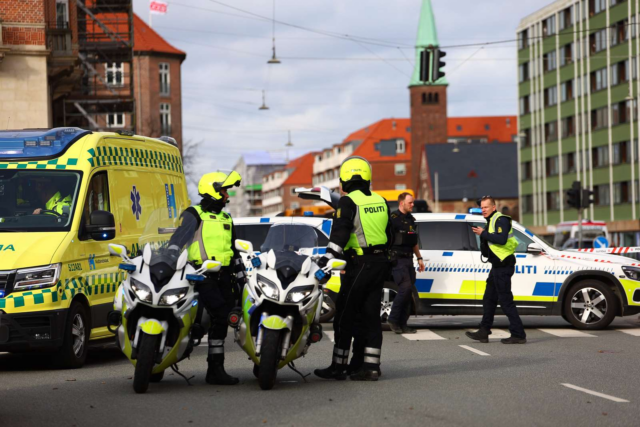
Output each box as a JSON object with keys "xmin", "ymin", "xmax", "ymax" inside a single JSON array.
[
  {"xmin": 592, "ymin": 68, "xmax": 608, "ymax": 92},
  {"xmin": 395, "ymin": 163, "xmax": 406, "ymax": 176},
  {"xmin": 561, "ymin": 116, "xmax": 575, "ymax": 137},
  {"xmin": 591, "ymin": 28, "xmax": 607, "ymax": 53},
  {"xmin": 518, "ymin": 29, "xmax": 529, "ymax": 50},
  {"xmin": 520, "ymin": 96, "xmax": 530, "ymax": 114},
  {"xmin": 512, "ymin": 229, "xmax": 535, "ymax": 253},
  {"xmin": 547, "ymin": 191, "xmax": 560, "ymax": 211},
  {"xmin": 592, "ymin": 0, "xmax": 607, "ymax": 15},
  {"xmin": 593, "ymin": 145, "xmax": 610, "ymax": 167},
  {"xmin": 106, "ymin": 62, "xmax": 123, "ymax": 87},
  {"xmin": 545, "ymin": 87, "xmax": 558, "ymax": 107},
  {"xmin": 160, "ymin": 103, "xmax": 171, "ymax": 135},
  {"xmin": 611, "ymin": 62, "xmax": 620, "ymax": 86},
  {"xmin": 80, "ymin": 172, "xmax": 110, "ymax": 240},
  {"xmin": 592, "ymin": 107, "xmax": 609, "ymax": 130},
  {"xmin": 106, "ymin": 113, "xmax": 124, "ymax": 128},
  {"xmin": 563, "ymin": 152, "xmax": 576, "ymax": 173},
  {"xmin": 545, "ymin": 51, "xmax": 557, "ymax": 72},
  {"xmin": 56, "ymin": 0, "xmax": 69, "ymax": 28},
  {"xmin": 159, "ymin": 63, "xmax": 170, "ymax": 95},
  {"xmin": 543, "ymin": 15, "xmax": 556, "ymax": 37},
  {"xmin": 417, "ymin": 222, "xmax": 473, "ymax": 251},
  {"xmin": 395, "ymin": 184, "xmax": 407, "ymax": 190},
  {"xmin": 546, "ymin": 156, "xmax": 559, "ymax": 176},
  {"xmin": 522, "ymin": 161, "xmax": 532, "ymax": 180},
  {"xmin": 396, "ymin": 139, "xmax": 405, "ymax": 154},
  {"xmin": 519, "ymin": 62, "xmax": 529, "ymax": 82},
  {"xmin": 522, "ymin": 195, "xmax": 533, "ymax": 214},
  {"xmin": 234, "ymin": 224, "xmax": 271, "ymax": 252},
  {"xmin": 560, "ymin": 44, "xmax": 573, "ymax": 67},
  {"xmin": 559, "ymin": 7, "xmax": 573, "ymax": 31},
  {"xmin": 560, "ymin": 80, "xmax": 573, "ymax": 102},
  {"xmin": 596, "ymin": 184, "xmax": 610, "ymax": 206},
  {"xmin": 545, "ymin": 121, "xmax": 558, "ymax": 141}
]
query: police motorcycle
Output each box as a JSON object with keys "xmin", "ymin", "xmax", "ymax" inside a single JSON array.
[
  {"xmin": 107, "ymin": 208, "xmax": 220, "ymax": 394},
  {"xmin": 231, "ymin": 223, "xmax": 346, "ymax": 390}
]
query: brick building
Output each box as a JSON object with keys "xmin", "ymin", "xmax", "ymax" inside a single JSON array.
[
  {"xmin": 262, "ymin": 152, "xmax": 316, "ymax": 215},
  {"xmin": 0, "ymin": 2, "xmax": 185, "ymax": 147}
]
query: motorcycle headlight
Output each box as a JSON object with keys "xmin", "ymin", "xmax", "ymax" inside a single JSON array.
[
  {"xmin": 130, "ymin": 278, "xmax": 152, "ymax": 303},
  {"xmin": 257, "ymin": 274, "xmax": 279, "ymax": 300},
  {"xmin": 14, "ymin": 264, "xmax": 60, "ymax": 290},
  {"xmin": 622, "ymin": 266, "xmax": 640, "ymax": 281},
  {"xmin": 159, "ymin": 287, "xmax": 189, "ymax": 306},
  {"xmin": 286, "ymin": 285, "xmax": 315, "ymax": 303}
]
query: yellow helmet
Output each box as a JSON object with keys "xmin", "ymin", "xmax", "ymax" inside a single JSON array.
[
  {"xmin": 339, "ymin": 156, "xmax": 372, "ymax": 184},
  {"xmin": 198, "ymin": 170, "xmax": 242, "ymax": 201}
]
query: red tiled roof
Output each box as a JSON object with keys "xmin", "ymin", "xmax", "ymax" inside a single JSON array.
[
  {"xmin": 133, "ymin": 14, "xmax": 185, "ymax": 57},
  {"xmin": 447, "ymin": 116, "xmax": 517, "ymax": 143},
  {"xmin": 283, "ymin": 152, "xmax": 316, "ymax": 186},
  {"xmin": 351, "ymin": 118, "xmax": 412, "ymax": 162}
]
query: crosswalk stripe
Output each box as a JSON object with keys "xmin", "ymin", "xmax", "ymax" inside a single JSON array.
[
  {"xmin": 324, "ymin": 331, "xmax": 335, "ymax": 343},
  {"xmin": 538, "ymin": 328, "xmax": 596, "ymax": 338},
  {"xmin": 459, "ymin": 345, "xmax": 490, "ymax": 356},
  {"xmin": 402, "ymin": 329, "xmax": 447, "ymax": 341},
  {"xmin": 465, "ymin": 328, "xmax": 510, "ymax": 340},
  {"xmin": 615, "ymin": 328, "xmax": 640, "ymax": 336}
]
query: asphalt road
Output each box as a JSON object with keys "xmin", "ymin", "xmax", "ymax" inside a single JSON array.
[{"xmin": 2, "ymin": 315, "xmax": 640, "ymax": 427}]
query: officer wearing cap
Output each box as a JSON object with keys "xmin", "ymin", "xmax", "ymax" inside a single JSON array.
[
  {"xmin": 169, "ymin": 170, "xmax": 247, "ymax": 384},
  {"xmin": 466, "ymin": 196, "xmax": 526, "ymax": 344},
  {"xmin": 388, "ymin": 192, "xmax": 425, "ymax": 334},
  {"xmin": 314, "ymin": 156, "xmax": 391, "ymax": 381}
]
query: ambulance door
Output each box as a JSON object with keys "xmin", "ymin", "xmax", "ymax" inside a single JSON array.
[{"xmin": 415, "ymin": 220, "xmax": 478, "ymax": 308}]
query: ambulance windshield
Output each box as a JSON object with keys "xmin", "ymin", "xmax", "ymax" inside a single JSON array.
[{"xmin": 0, "ymin": 170, "xmax": 81, "ymax": 232}]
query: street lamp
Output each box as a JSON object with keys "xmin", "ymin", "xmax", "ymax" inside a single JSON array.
[
  {"xmin": 259, "ymin": 90, "xmax": 269, "ymax": 110},
  {"xmin": 267, "ymin": 0, "xmax": 281, "ymax": 64}
]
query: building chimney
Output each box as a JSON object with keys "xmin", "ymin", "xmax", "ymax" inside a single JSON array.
[{"xmin": 392, "ymin": 120, "xmax": 397, "ymax": 130}]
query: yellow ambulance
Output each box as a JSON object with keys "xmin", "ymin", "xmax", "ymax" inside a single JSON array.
[{"xmin": 0, "ymin": 128, "xmax": 189, "ymax": 368}]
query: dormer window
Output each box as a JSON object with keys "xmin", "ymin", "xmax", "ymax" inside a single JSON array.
[{"xmin": 396, "ymin": 139, "xmax": 406, "ymax": 154}]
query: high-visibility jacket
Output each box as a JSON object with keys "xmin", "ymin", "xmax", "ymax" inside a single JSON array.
[
  {"xmin": 187, "ymin": 205, "xmax": 234, "ymax": 266},
  {"xmin": 343, "ymin": 190, "xmax": 388, "ymax": 256},
  {"xmin": 487, "ymin": 212, "xmax": 518, "ymax": 261},
  {"xmin": 45, "ymin": 192, "xmax": 72, "ymax": 215}
]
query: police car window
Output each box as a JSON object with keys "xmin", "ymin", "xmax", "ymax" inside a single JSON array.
[
  {"xmin": 417, "ymin": 222, "xmax": 473, "ymax": 251},
  {"xmin": 314, "ymin": 229, "xmax": 329, "ymax": 247},
  {"xmin": 234, "ymin": 224, "xmax": 271, "ymax": 251},
  {"xmin": 512, "ymin": 229, "xmax": 534, "ymax": 253},
  {"xmin": 0, "ymin": 169, "xmax": 81, "ymax": 232}
]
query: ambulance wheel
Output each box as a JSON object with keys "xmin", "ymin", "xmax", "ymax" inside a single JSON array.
[
  {"xmin": 54, "ymin": 302, "xmax": 89, "ymax": 369},
  {"xmin": 133, "ymin": 333, "xmax": 159, "ymax": 393},
  {"xmin": 380, "ymin": 282, "xmax": 398, "ymax": 326},
  {"xmin": 258, "ymin": 329, "xmax": 281, "ymax": 390},
  {"xmin": 563, "ymin": 280, "xmax": 617, "ymax": 330},
  {"xmin": 319, "ymin": 296, "xmax": 336, "ymax": 323},
  {"xmin": 150, "ymin": 370, "xmax": 165, "ymax": 383}
]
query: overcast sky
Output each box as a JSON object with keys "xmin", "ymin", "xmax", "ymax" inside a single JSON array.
[{"xmin": 132, "ymin": 0, "xmax": 550, "ymax": 191}]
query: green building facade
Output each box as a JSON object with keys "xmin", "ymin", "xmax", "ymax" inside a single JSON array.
[{"xmin": 518, "ymin": 0, "xmax": 640, "ymax": 246}]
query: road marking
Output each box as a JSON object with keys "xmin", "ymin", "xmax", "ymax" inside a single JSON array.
[
  {"xmin": 402, "ymin": 329, "xmax": 447, "ymax": 341},
  {"xmin": 459, "ymin": 345, "xmax": 490, "ymax": 356},
  {"xmin": 538, "ymin": 328, "xmax": 596, "ymax": 338},
  {"xmin": 466, "ymin": 328, "xmax": 510, "ymax": 340},
  {"xmin": 324, "ymin": 331, "xmax": 335, "ymax": 343},
  {"xmin": 615, "ymin": 328, "xmax": 640, "ymax": 336},
  {"xmin": 561, "ymin": 383, "xmax": 629, "ymax": 403}
]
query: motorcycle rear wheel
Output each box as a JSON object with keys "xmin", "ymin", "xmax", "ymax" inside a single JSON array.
[
  {"xmin": 258, "ymin": 329, "xmax": 282, "ymax": 390},
  {"xmin": 133, "ymin": 333, "xmax": 159, "ymax": 394}
]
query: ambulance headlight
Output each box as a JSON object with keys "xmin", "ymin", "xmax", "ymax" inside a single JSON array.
[
  {"xmin": 130, "ymin": 278, "xmax": 152, "ymax": 303},
  {"xmin": 622, "ymin": 266, "xmax": 640, "ymax": 281},
  {"xmin": 14, "ymin": 264, "xmax": 60, "ymax": 290},
  {"xmin": 159, "ymin": 287, "xmax": 189, "ymax": 306},
  {"xmin": 285, "ymin": 285, "xmax": 314, "ymax": 303},
  {"xmin": 257, "ymin": 274, "xmax": 279, "ymax": 300}
]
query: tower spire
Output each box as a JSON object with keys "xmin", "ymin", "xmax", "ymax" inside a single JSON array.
[{"xmin": 410, "ymin": 0, "xmax": 447, "ymax": 86}]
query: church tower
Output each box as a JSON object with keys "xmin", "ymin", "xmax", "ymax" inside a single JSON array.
[{"xmin": 409, "ymin": 0, "xmax": 448, "ymax": 196}]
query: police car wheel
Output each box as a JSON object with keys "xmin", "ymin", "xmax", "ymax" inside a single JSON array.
[
  {"xmin": 563, "ymin": 281, "xmax": 617, "ymax": 330},
  {"xmin": 380, "ymin": 283, "xmax": 398, "ymax": 325},
  {"xmin": 54, "ymin": 302, "xmax": 89, "ymax": 369}
]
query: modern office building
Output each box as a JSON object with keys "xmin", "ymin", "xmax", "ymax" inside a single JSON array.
[{"xmin": 518, "ymin": 0, "xmax": 640, "ymax": 245}]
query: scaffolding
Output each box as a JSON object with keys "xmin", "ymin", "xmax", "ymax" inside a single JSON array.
[{"xmin": 63, "ymin": 0, "xmax": 135, "ymax": 131}]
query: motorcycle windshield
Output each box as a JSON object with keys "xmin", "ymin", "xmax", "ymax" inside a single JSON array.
[
  {"xmin": 262, "ymin": 224, "xmax": 317, "ymax": 289},
  {"xmin": 138, "ymin": 206, "xmax": 193, "ymax": 290}
]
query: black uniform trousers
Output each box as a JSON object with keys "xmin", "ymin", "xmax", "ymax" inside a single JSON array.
[
  {"xmin": 479, "ymin": 266, "xmax": 526, "ymax": 339},
  {"xmin": 196, "ymin": 267, "xmax": 238, "ymax": 360},
  {"xmin": 389, "ymin": 257, "xmax": 416, "ymax": 326},
  {"xmin": 333, "ymin": 254, "xmax": 388, "ymax": 369}
]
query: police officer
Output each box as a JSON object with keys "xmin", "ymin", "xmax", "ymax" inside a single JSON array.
[
  {"xmin": 314, "ymin": 156, "xmax": 390, "ymax": 381},
  {"xmin": 169, "ymin": 170, "xmax": 246, "ymax": 384},
  {"xmin": 466, "ymin": 196, "xmax": 526, "ymax": 344},
  {"xmin": 387, "ymin": 192, "xmax": 425, "ymax": 334}
]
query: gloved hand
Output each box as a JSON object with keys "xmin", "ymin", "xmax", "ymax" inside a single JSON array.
[
  {"xmin": 315, "ymin": 268, "xmax": 331, "ymax": 285},
  {"xmin": 317, "ymin": 256, "xmax": 329, "ymax": 269}
]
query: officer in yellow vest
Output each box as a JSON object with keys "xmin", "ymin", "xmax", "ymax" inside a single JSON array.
[
  {"xmin": 32, "ymin": 180, "xmax": 72, "ymax": 215},
  {"xmin": 466, "ymin": 196, "xmax": 526, "ymax": 344},
  {"xmin": 314, "ymin": 156, "xmax": 391, "ymax": 381},
  {"xmin": 169, "ymin": 170, "xmax": 245, "ymax": 384}
]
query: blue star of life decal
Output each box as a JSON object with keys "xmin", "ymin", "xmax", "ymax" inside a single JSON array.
[{"xmin": 130, "ymin": 186, "xmax": 142, "ymax": 221}]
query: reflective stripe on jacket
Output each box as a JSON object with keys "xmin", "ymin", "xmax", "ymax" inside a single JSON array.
[
  {"xmin": 487, "ymin": 212, "xmax": 518, "ymax": 261},
  {"xmin": 344, "ymin": 190, "xmax": 388, "ymax": 255}
]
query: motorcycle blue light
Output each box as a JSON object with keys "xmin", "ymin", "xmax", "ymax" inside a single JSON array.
[
  {"xmin": 251, "ymin": 257, "xmax": 262, "ymax": 268},
  {"xmin": 314, "ymin": 270, "xmax": 327, "ymax": 281},
  {"xmin": 186, "ymin": 274, "xmax": 205, "ymax": 282},
  {"xmin": 192, "ymin": 300, "xmax": 198, "ymax": 307},
  {"xmin": 119, "ymin": 263, "xmax": 136, "ymax": 272}
]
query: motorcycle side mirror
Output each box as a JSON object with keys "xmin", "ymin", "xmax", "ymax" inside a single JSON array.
[
  {"xmin": 176, "ymin": 250, "xmax": 189, "ymax": 270},
  {"xmin": 109, "ymin": 243, "xmax": 128, "ymax": 258},
  {"xmin": 201, "ymin": 259, "xmax": 222, "ymax": 274},
  {"xmin": 329, "ymin": 259, "xmax": 347, "ymax": 271},
  {"xmin": 235, "ymin": 239, "xmax": 254, "ymax": 254}
]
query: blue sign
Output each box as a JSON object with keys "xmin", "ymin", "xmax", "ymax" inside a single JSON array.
[
  {"xmin": 130, "ymin": 186, "xmax": 142, "ymax": 221},
  {"xmin": 165, "ymin": 184, "xmax": 176, "ymax": 218},
  {"xmin": 594, "ymin": 236, "xmax": 609, "ymax": 248}
]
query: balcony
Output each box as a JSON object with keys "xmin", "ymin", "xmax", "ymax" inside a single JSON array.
[{"xmin": 46, "ymin": 21, "xmax": 73, "ymax": 57}]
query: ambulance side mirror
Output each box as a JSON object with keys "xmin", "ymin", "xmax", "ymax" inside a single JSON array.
[{"xmin": 86, "ymin": 210, "xmax": 115, "ymax": 241}]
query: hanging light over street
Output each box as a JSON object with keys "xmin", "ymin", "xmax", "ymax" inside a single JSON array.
[
  {"xmin": 259, "ymin": 90, "xmax": 269, "ymax": 110},
  {"xmin": 268, "ymin": 0, "xmax": 281, "ymax": 64}
]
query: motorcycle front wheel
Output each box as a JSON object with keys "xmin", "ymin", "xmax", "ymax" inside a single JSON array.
[
  {"xmin": 258, "ymin": 329, "xmax": 282, "ymax": 390},
  {"xmin": 133, "ymin": 333, "xmax": 160, "ymax": 394}
]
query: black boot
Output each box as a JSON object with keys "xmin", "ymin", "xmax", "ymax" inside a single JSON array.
[
  {"xmin": 501, "ymin": 336, "xmax": 526, "ymax": 344},
  {"xmin": 206, "ymin": 356, "xmax": 239, "ymax": 385},
  {"xmin": 465, "ymin": 328, "xmax": 491, "ymax": 343},
  {"xmin": 387, "ymin": 320, "xmax": 403, "ymax": 334},
  {"xmin": 349, "ymin": 364, "xmax": 380, "ymax": 382},
  {"xmin": 314, "ymin": 362, "xmax": 347, "ymax": 380}
]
